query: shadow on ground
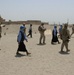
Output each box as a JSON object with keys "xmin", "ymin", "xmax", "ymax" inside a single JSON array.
[
  {"xmin": 37, "ymin": 43, "xmax": 46, "ymax": 46},
  {"xmin": 15, "ymin": 53, "xmax": 26, "ymax": 57},
  {"xmin": 59, "ymin": 51, "xmax": 70, "ymax": 55}
]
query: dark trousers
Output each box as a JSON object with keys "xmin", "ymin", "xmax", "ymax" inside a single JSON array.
[{"xmin": 27, "ymin": 31, "xmax": 32, "ymax": 38}]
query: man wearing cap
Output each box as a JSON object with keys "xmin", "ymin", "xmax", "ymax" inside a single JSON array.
[
  {"xmin": 38, "ymin": 23, "xmax": 46, "ymax": 44},
  {"xmin": 60, "ymin": 23, "xmax": 70, "ymax": 52}
]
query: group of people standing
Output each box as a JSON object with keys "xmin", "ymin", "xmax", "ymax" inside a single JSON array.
[
  {"xmin": 12, "ymin": 23, "xmax": 74, "ymax": 55},
  {"xmin": 38, "ymin": 23, "xmax": 74, "ymax": 53},
  {"xmin": 16, "ymin": 23, "xmax": 47, "ymax": 55},
  {"xmin": 0, "ymin": 22, "xmax": 74, "ymax": 55}
]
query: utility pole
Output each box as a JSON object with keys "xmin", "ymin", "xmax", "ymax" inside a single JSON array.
[{"xmin": 67, "ymin": 19, "xmax": 69, "ymax": 25}]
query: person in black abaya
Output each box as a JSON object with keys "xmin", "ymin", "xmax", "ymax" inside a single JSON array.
[
  {"xmin": 51, "ymin": 25, "xmax": 60, "ymax": 44},
  {"xmin": 16, "ymin": 25, "xmax": 31, "ymax": 55}
]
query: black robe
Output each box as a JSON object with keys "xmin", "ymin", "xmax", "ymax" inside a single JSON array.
[
  {"xmin": 17, "ymin": 31, "xmax": 27, "ymax": 52},
  {"xmin": 51, "ymin": 30, "xmax": 58, "ymax": 42}
]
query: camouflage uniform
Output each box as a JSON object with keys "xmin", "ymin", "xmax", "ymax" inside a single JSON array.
[
  {"xmin": 61, "ymin": 24, "xmax": 70, "ymax": 52},
  {"xmin": 38, "ymin": 23, "xmax": 46, "ymax": 44}
]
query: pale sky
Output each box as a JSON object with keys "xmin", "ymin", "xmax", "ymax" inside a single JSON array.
[{"xmin": 0, "ymin": 0, "xmax": 74, "ymax": 24}]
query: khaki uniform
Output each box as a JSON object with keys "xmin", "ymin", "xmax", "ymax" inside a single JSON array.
[
  {"xmin": 38, "ymin": 25, "xmax": 46, "ymax": 44},
  {"xmin": 61, "ymin": 25, "xmax": 70, "ymax": 52}
]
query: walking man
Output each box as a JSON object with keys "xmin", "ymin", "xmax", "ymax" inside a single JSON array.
[
  {"xmin": 27, "ymin": 24, "xmax": 32, "ymax": 38},
  {"xmin": 38, "ymin": 23, "xmax": 46, "ymax": 44},
  {"xmin": 60, "ymin": 23, "xmax": 70, "ymax": 52}
]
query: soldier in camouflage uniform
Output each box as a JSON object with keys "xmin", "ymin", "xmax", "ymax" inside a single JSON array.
[
  {"xmin": 38, "ymin": 23, "xmax": 46, "ymax": 44},
  {"xmin": 60, "ymin": 23, "xmax": 70, "ymax": 52}
]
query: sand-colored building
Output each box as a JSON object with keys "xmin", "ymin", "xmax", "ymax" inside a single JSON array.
[
  {"xmin": 0, "ymin": 16, "xmax": 5, "ymax": 24},
  {"xmin": 0, "ymin": 16, "xmax": 49, "ymax": 25}
]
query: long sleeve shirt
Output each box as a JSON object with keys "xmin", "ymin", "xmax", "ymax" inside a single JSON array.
[{"xmin": 17, "ymin": 31, "xmax": 27, "ymax": 43}]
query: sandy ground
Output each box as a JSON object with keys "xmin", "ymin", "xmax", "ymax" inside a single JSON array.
[{"xmin": 0, "ymin": 24, "xmax": 74, "ymax": 75}]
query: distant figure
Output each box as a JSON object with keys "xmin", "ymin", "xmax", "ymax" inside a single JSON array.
[
  {"xmin": 16, "ymin": 26, "xmax": 31, "ymax": 55},
  {"xmin": 6, "ymin": 28, "xmax": 8, "ymax": 30},
  {"xmin": 70, "ymin": 24, "xmax": 74, "ymax": 37},
  {"xmin": 27, "ymin": 24, "xmax": 32, "ymax": 38},
  {"xmin": 0, "ymin": 24, "xmax": 2, "ymax": 39},
  {"xmin": 58, "ymin": 25, "xmax": 63, "ymax": 39},
  {"xmin": 38, "ymin": 23, "xmax": 46, "ymax": 44},
  {"xmin": 60, "ymin": 23, "xmax": 70, "ymax": 52},
  {"xmin": 51, "ymin": 25, "xmax": 60, "ymax": 44},
  {"xmin": 0, "ymin": 23, "xmax": 2, "ymax": 50},
  {"xmin": 4, "ymin": 32, "xmax": 6, "ymax": 35}
]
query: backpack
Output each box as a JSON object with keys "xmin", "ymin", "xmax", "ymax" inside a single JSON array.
[{"xmin": 38, "ymin": 26, "xmax": 42, "ymax": 31}]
